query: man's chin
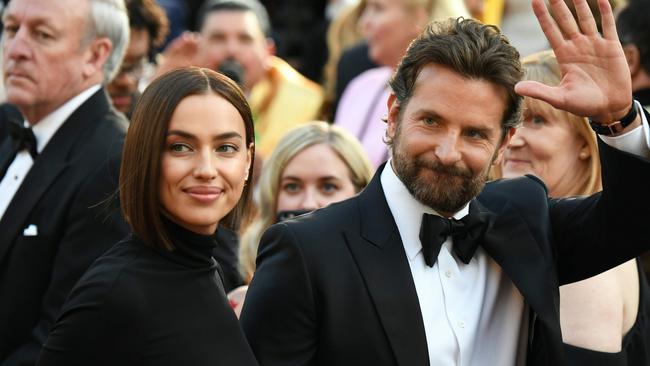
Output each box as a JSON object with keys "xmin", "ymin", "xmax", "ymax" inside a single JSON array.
[
  {"xmin": 110, "ymin": 95, "xmax": 132, "ymax": 113},
  {"xmin": 5, "ymin": 89, "xmax": 36, "ymax": 109}
]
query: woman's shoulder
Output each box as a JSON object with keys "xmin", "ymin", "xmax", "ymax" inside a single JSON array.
[{"xmin": 62, "ymin": 236, "xmax": 151, "ymax": 316}]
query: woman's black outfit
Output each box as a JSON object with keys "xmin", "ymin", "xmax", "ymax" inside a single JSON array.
[{"xmin": 37, "ymin": 220, "xmax": 258, "ymax": 366}]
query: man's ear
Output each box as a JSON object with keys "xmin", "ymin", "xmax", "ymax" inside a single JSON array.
[
  {"xmin": 492, "ymin": 127, "xmax": 516, "ymax": 165},
  {"xmin": 386, "ymin": 93, "xmax": 400, "ymax": 140},
  {"xmin": 82, "ymin": 37, "xmax": 112, "ymax": 79},
  {"xmin": 623, "ymin": 44, "xmax": 641, "ymax": 76},
  {"xmin": 265, "ymin": 37, "xmax": 276, "ymax": 56}
]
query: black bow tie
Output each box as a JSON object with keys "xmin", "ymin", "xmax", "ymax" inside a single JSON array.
[
  {"xmin": 419, "ymin": 206, "xmax": 491, "ymax": 266},
  {"xmin": 1, "ymin": 119, "xmax": 38, "ymax": 180},
  {"xmin": 8, "ymin": 120, "xmax": 38, "ymax": 159}
]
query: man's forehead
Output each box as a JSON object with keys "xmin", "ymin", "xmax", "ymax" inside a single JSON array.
[
  {"xmin": 4, "ymin": 0, "xmax": 87, "ymax": 26},
  {"xmin": 202, "ymin": 9, "xmax": 264, "ymax": 35}
]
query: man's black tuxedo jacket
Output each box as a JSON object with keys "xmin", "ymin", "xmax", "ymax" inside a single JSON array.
[
  {"xmin": 0, "ymin": 90, "xmax": 129, "ymax": 365},
  {"xmin": 241, "ymin": 139, "xmax": 650, "ymax": 366}
]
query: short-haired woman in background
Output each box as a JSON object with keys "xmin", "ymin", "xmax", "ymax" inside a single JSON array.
[
  {"xmin": 498, "ymin": 50, "xmax": 649, "ymax": 365},
  {"xmin": 38, "ymin": 68, "xmax": 258, "ymax": 366}
]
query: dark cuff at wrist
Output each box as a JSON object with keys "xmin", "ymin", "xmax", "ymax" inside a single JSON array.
[{"xmin": 589, "ymin": 101, "xmax": 638, "ymax": 135}]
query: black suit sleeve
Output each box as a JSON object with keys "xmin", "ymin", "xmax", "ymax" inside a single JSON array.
[
  {"xmin": 2, "ymin": 147, "xmax": 128, "ymax": 366},
  {"xmin": 240, "ymin": 223, "xmax": 318, "ymax": 366},
  {"xmin": 550, "ymin": 135, "xmax": 650, "ymax": 285}
]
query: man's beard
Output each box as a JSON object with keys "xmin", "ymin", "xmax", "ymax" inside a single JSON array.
[{"xmin": 391, "ymin": 136, "xmax": 489, "ymax": 215}]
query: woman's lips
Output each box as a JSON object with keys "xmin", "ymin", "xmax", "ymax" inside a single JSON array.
[{"xmin": 184, "ymin": 186, "xmax": 223, "ymax": 202}]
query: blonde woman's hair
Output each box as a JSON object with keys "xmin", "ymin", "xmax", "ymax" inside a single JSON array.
[
  {"xmin": 238, "ymin": 121, "xmax": 374, "ymax": 282},
  {"xmin": 493, "ymin": 50, "xmax": 601, "ymax": 196},
  {"xmin": 320, "ymin": 0, "xmax": 469, "ymax": 120},
  {"xmin": 406, "ymin": 0, "xmax": 470, "ymax": 20}
]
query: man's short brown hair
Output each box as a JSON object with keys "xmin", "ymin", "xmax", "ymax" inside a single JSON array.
[{"xmin": 389, "ymin": 17, "xmax": 524, "ymax": 136}]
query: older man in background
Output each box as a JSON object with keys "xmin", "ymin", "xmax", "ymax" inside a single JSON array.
[{"xmin": 0, "ymin": 0, "xmax": 130, "ymax": 364}]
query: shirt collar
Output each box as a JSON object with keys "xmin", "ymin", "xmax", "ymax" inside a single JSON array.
[
  {"xmin": 26, "ymin": 84, "xmax": 101, "ymax": 153},
  {"xmin": 380, "ymin": 160, "xmax": 469, "ymax": 261}
]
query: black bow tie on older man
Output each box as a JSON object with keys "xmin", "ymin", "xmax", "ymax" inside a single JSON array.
[
  {"xmin": 419, "ymin": 206, "xmax": 491, "ymax": 266},
  {"xmin": 0, "ymin": 120, "xmax": 38, "ymax": 180}
]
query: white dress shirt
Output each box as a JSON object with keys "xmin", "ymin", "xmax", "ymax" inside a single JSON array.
[
  {"xmin": 0, "ymin": 84, "xmax": 101, "ymax": 220},
  {"xmin": 379, "ymin": 104, "xmax": 650, "ymax": 366},
  {"xmin": 381, "ymin": 164, "xmax": 527, "ymax": 366}
]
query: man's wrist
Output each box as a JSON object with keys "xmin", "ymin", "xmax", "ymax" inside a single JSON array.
[{"xmin": 589, "ymin": 101, "xmax": 639, "ymax": 135}]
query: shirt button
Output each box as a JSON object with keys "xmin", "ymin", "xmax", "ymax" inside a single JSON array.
[
  {"xmin": 458, "ymin": 321, "xmax": 465, "ymax": 328},
  {"xmin": 445, "ymin": 270, "xmax": 453, "ymax": 278}
]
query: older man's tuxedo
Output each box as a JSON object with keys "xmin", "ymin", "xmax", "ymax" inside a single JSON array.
[
  {"xmin": 241, "ymin": 132, "xmax": 650, "ymax": 366},
  {"xmin": 0, "ymin": 89, "xmax": 129, "ymax": 365}
]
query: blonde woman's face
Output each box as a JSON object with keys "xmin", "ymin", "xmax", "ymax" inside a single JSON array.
[
  {"xmin": 359, "ymin": 0, "xmax": 423, "ymax": 67},
  {"xmin": 276, "ymin": 143, "xmax": 357, "ymax": 213},
  {"xmin": 501, "ymin": 101, "xmax": 589, "ymax": 197}
]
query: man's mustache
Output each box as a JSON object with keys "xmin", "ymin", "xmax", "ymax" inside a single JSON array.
[{"xmin": 415, "ymin": 158, "xmax": 472, "ymax": 179}]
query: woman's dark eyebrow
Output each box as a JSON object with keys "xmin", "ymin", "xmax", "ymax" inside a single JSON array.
[{"xmin": 166, "ymin": 130, "xmax": 243, "ymax": 141}]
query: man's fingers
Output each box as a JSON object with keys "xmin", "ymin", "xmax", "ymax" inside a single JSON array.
[
  {"xmin": 514, "ymin": 81, "xmax": 564, "ymax": 109},
  {"xmin": 598, "ymin": 0, "xmax": 618, "ymax": 40},
  {"xmin": 532, "ymin": 0, "xmax": 565, "ymax": 50},
  {"xmin": 548, "ymin": 0, "xmax": 580, "ymax": 38},
  {"xmin": 573, "ymin": 0, "xmax": 599, "ymax": 36}
]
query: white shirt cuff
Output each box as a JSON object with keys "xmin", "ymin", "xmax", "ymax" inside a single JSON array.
[{"xmin": 599, "ymin": 100, "xmax": 650, "ymax": 159}]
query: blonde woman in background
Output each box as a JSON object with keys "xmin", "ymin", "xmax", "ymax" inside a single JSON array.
[
  {"xmin": 498, "ymin": 50, "xmax": 649, "ymax": 365},
  {"xmin": 334, "ymin": 0, "xmax": 469, "ymax": 167},
  {"xmin": 228, "ymin": 121, "xmax": 373, "ymax": 316}
]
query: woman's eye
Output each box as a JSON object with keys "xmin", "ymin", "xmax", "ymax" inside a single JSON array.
[
  {"xmin": 283, "ymin": 183, "xmax": 300, "ymax": 193},
  {"xmin": 170, "ymin": 143, "xmax": 191, "ymax": 153},
  {"xmin": 216, "ymin": 144, "xmax": 238, "ymax": 153},
  {"xmin": 321, "ymin": 182, "xmax": 339, "ymax": 193}
]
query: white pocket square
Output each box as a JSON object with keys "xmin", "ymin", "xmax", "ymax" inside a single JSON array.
[{"xmin": 23, "ymin": 224, "xmax": 38, "ymax": 237}]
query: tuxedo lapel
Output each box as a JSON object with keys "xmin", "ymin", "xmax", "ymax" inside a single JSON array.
[
  {"xmin": 345, "ymin": 170, "xmax": 430, "ymax": 366},
  {"xmin": 0, "ymin": 89, "xmax": 111, "ymax": 264},
  {"xmin": 476, "ymin": 199, "xmax": 558, "ymax": 332}
]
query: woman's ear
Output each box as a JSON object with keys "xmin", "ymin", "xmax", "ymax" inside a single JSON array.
[{"xmin": 578, "ymin": 145, "xmax": 590, "ymax": 160}]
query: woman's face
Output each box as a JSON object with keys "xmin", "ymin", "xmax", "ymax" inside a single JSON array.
[
  {"xmin": 501, "ymin": 101, "xmax": 589, "ymax": 197},
  {"xmin": 359, "ymin": 0, "xmax": 424, "ymax": 68},
  {"xmin": 160, "ymin": 93, "xmax": 251, "ymax": 234},
  {"xmin": 276, "ymin": 143, "xmax": 357, "ymax": 213}
]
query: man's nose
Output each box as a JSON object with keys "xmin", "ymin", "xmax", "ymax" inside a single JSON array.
[
  {"xmin": 434, "ymin": 134, "xmax": 462, "ymax": 166},
  {"xmin": 5, "ymin": 28, "xmax": 32, "ymax": 61}
]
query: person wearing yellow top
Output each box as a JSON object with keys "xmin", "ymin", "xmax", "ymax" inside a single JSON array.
[
  {"xmin": 249, "ymin": 56, "xmax": 324, "ymax": 157},
  {"xmin": 197, "ymin": 0, "xmax": 323, "ymax": 158}
]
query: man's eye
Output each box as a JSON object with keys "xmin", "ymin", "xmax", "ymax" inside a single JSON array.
[
  {"xmin": 466, "ymin": 130, "xmax": 487, "ymax": 139},
  {"xmin": 423, "ymin": 117, "xmax": 436, "ymax": 126},
  {"xmin": 35, "ymin": 30, "xmax": 53, "ymax": 40},
  {"xmin": 3, "ymin": 25, "xmax": 18, "ymax": 36},
  {"xmin": 531, "ymin": 116, "xmax": 546, "ymax": 125}
]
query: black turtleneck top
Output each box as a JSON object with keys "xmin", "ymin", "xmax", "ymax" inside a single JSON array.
[{"xmin": 37, "ymin": 221, "xmax": 258, "ymax": 366}]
